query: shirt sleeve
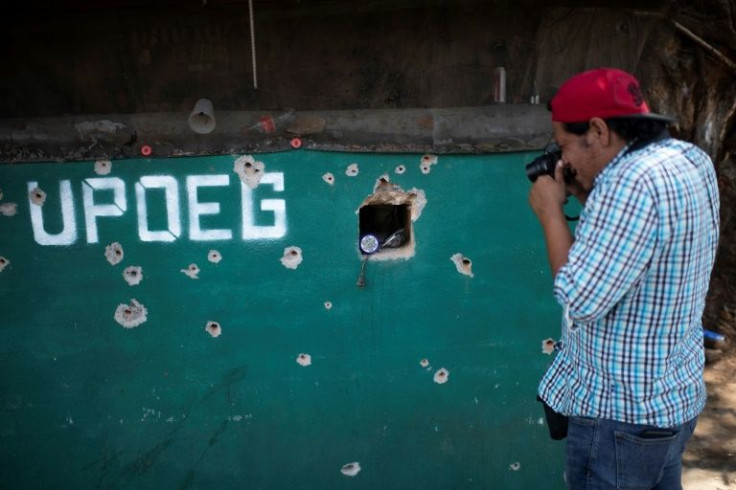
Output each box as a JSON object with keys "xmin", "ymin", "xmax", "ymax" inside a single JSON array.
[{"xmin": 553, "ymin": 174, "xmax": 658, "ymax": 325}]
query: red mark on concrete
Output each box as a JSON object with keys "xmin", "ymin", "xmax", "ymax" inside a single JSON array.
[{"xmin": 259, "ymin": 116, "xmax": 276, "ymax": 133}]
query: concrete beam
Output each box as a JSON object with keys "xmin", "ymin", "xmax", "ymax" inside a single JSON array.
[{"xmin": 0, "ymin": 104, "xmax": 551, "ymax": 163}]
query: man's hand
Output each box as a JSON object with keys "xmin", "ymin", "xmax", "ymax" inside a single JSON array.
[
  {"xmin": 528, "ymin": 161, "xmax": 574, "ymax": 275},
  {"xmin": 529, "ymin": 161, "xmax": 568, "ymax": 223}
]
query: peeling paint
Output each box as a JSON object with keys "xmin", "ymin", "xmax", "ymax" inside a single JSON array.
[
  {"xmin": 420, "ymin": 154, "xmax": 438, "ymax": 174},
  {"xmin": 345, "ymin": 163, "xmax": 359, "ymax": 177},
  {"xmin": 433, "ymin": 368, "xmax": 449, "ymax": 384},
  {"xmin": 228, "ymin": 414, "xmax": 253, "ymax": 422},
  {"xmin": 280, "ymin": 246, "xmax": 303, "ymax": 269},
  {"xmin": 324, "ymin": 301, "xmax": 333, "ymax": 310},
  {"xmin": 141, "ymin": 407, "xmax": 162, "ymax": 422},
  {"xmin": 407, "ymin": 189, "xmax": 427, "ymax": 222},
  {"xmin": 395, "ymin": 164, "xmax": 406, "ymax": 175},
  {"xmin": 29, "ymin": 187, "xmax": 46, "ymax": 206},
  {"xmin": 0, "ymin": 256, "xmax": 9, "ymax": 272},
  {"xmin": 234, "ymin": 155, "xmax": 265, "ymax": 189},
  {"xmin": 206, "ymin": 321, "xmax": 222, "ymax": 338},
  {"xmin": 341, "ymin": 462, "xmax": 361, "ymax": 477},
  {"xmin": 450, "ymin": 253, "xmax": 474, "ymax": 277},
  {"xmin": 114, "ymin": 299, "xmax": 148, "ymax": 328},
  {"xmin": 296, "ymin": 353, "xmax": 312, "ymax": 367},
  {"xmin": 373, "ymin": 173, "xmax": 398, "ymax": 193},
  {"xmin": 322, "ymin": 172, "xmax": 335, "ymax": 185},
  {"xmin": 541, "ymin": 338, "xmax": 556, "ymax": 355},
  {"xmin": 181, "ymin": 263, "xmax": 200, "ymax": 279},
  {"xmin": 123, "ymin": 266, "xmax": 143, "ymax": 286},
  {"xmin": 94, "ymin": 160, "xmax": 112, "ymax": 175},
  {"xmin": 104, "ymin": 242, "xmax": 124, "ymax": 266},
  {"xmin": 208, "ymin": 250, "xmax": 222, "ymax": 264},
  {"xmin": 0, "ymin": 202, "xmax": 17, "ymax": 216}
]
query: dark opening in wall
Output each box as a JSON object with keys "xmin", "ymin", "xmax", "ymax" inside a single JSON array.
[{"xmin": 358, "ymin": 204, "xmax": 412, "ymax": 258}]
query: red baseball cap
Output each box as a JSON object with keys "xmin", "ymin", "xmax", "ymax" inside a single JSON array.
[{"xmin": 550, "ymin": 68, "xmax": 676, "ymax": 123}]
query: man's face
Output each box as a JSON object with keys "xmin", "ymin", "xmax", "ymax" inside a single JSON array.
[{"xmin": 552, "ymin": 121, "xmax": 599, "ymax": 191}]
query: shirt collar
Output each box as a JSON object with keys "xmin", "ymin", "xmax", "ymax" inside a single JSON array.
[{"xmin": 592, "ymin": 141, "xmax": 635, "ymax": 188}]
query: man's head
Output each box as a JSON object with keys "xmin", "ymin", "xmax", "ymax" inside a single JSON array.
[{"xmin": 549, "ymin": 68, "xmax": 674, "ymax": 190}]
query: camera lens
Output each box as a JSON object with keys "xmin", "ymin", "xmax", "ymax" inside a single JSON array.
[
  {"xmin": 525, "ymin": 143, "xmax": 563, "ymax": 182},
  {"xmin": 525, "ymin": 158, "xmax": 549, "ymax": 182}
]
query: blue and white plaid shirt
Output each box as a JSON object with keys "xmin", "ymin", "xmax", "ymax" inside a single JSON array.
[{"xmin": 538, "ymin": 137, "xmax": 720, "ymax": 427}]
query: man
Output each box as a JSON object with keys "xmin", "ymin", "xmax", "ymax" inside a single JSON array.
[{"xmin": 529, "ymin": 67, "xmax": 720, "ymax": 489}]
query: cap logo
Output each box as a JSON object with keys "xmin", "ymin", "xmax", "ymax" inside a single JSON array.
[{"xmin": 627, "ymin": 82, "xmax": 644, "ymax": 107}]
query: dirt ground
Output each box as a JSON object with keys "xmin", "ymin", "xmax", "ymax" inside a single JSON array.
[{"xmin": 683, "ymin": 345, "xmax": 736, "ymax": 489}]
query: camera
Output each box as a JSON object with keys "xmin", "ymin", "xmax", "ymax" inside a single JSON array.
[{"xmin": 525, "ymin": 142, "xmax": 574, "ymax": 184}]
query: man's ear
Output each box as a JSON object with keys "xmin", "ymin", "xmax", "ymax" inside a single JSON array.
[{"xmin": 587, "ymin": 117, "xmax": 611, "ymax": 147}]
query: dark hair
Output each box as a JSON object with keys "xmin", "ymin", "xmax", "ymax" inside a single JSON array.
[{"xmin": 562, "ymin": 118, "xmax": 668, "ymax": 143}]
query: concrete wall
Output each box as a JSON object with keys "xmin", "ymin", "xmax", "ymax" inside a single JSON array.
[{"xmin": 0, "ymin": 149, "xmax": 566, "ymax": 488}]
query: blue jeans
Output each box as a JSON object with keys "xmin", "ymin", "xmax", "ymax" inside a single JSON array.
[{"xmin": 565, "ymin": 415, "xmax": 698, "ymax": 489}]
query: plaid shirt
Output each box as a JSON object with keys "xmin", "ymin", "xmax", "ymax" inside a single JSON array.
[{"xmin": 539, "ymin": 138, "xmax": 720, "ymax": 427}]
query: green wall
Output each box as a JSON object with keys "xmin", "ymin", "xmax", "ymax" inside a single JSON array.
[{"xmin": 0, "ymin": 150, "xmax": 565, "ymax": 489}]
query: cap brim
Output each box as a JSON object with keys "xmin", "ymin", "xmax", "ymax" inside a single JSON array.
[{"xmin": 609, "ymin": 113, "xmax": 678, "ymax": 124}]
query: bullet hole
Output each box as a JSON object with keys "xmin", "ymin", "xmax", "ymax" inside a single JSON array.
[
  {"xmin": 234, "ymin": 155, "xmax": 266, "ymax": 189},
  {"xmin": 322, "ymin": 172, "xmax": 335, "ymax": 185},
  {"xmin": 280, "ymin": 246, "xmax": 303, "ymax": 269},
  {"xmin": 95, "ymin": 160, "xmax": 112, "ymax": 175},
  {"xmin": 29, "ymin": 187, "xmax": 47, "ymax": 206},
  {"xmin": 206, "ymin": 321, "xmax": 222, "ymax": 338},
  {"xmin": 208, "ymin": 250, "xmax": 222, "ymax": 264},
  {"xmin": 114, "ymin": 299, "xmax": 148, "ymax": 328},
  {"xmin": 345, "ymin": 163, "xmax": 359, "ymax": 177},
  {"xmin": 123, "ymin": 266, "xmax": 143, "ymax": 286},
  {"xmin": 420, "ymin": 154, "xmax": 438, "ymax": 174},
  {"xmin": 450, "ymin": 253, "xmax": 474, "ymax": 277},
  {"xmin": 358, "ymin": 182, "xmax": 426, "ymax": 261},
  {"xmin": 395, "ymin": 164, "xmax": 406, "ymax": 175},
  {"xmin": 419, "ymin": 358, "xmax": 430, "ymax": 368},
  {"xmin": 0, "ymin": 256, "xmax": 8, "ymax": 272},
  {"xmin": 509, "ymin": 462, "xmax": 521, "ymax": 471},
  {"xmin": 433, "ymin": 368, "xmax": 449, "ymax": 384},
  {"xmin": 359, "ymin": 203, "xmax": 410, "ymax": 259},
  {"xmin": 296, "ymin": 353, "xmax": 312, "ymax": 367},
  {"xmin": 324, "ymin": 301, "xmax": 333, "ymax": 310},
  {"xmin": 105, "ymin": 242, "xmax": 124, "ymax": 266},
  {"xmin": 0, "ymin": 202, "xmax": 18, "ymax": 216},
  {"xmin": 542, "ymin": 338, "xmax": 557, "ymax": 355},
  {"xmin": 181, "ymin": 263, "xmax": 200, "ymax": 279},
  {"xmin": 341, "ymin": 462, "xmax": 361, "ymax": 477}
]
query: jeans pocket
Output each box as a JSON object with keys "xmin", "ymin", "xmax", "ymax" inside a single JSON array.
[{"xmin": 614, "ymin": 429, "xmax": 678, "ymax": 489}]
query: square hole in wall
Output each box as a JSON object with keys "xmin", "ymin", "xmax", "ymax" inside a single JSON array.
[{"xmin": 358, "ymin": 203, "xmax": 413, "ymax": 260}]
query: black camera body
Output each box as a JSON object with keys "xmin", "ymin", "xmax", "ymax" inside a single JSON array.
[{"xmin": 525, "ymin": 143, "xmax": 574, "ymax": 184}]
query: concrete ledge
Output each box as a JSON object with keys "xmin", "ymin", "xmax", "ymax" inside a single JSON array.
[{"xmin": 0, "ymin": 104, "xmax": 551, "ymax": 163}]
